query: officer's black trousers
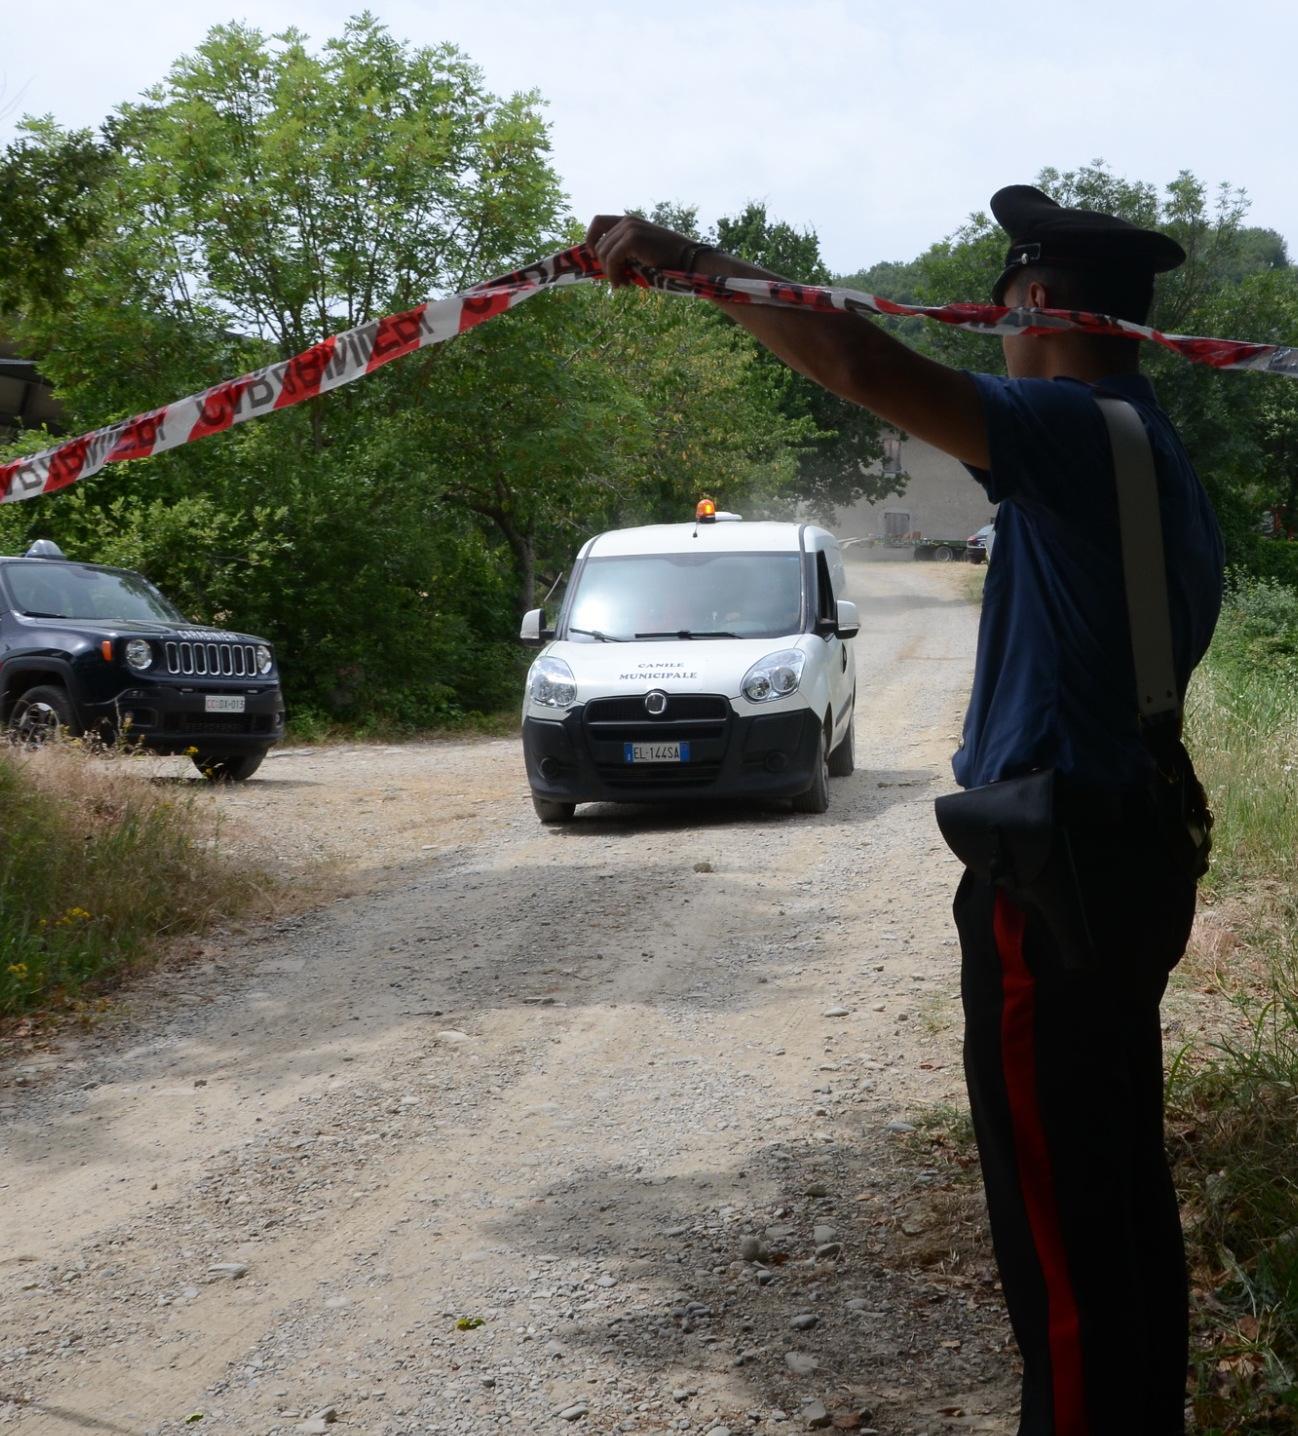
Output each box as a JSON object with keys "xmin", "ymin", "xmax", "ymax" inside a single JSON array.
[{"xmin": 953, "ymin": 833, "xmax": 1197, "ymax": 1436}]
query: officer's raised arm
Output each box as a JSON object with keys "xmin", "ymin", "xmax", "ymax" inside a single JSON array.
[{"xmin": 585, "ymin": 213, "xmax": 990, "ymax": 470}]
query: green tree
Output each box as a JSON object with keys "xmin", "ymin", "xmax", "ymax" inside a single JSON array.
[
  {"xmin": 0, "ymin": 19, "xmax": 818, "ymax": 724},
  {"xmin": 0, "ymin": 120, "xmax": 118, "ymax": 320},
  {"xmin": 713, "ymin": 202, "xmax": 892, "ymax": 521},
  {"xmin": 877, "ymin": 160, "xmax": 1298, "ymax": 578}
]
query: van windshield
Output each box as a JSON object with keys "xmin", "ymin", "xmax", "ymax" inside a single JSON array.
[
  {"xmin": 566, "ymin": 552, "xmax": 803, "ymax": 641},
  {"xmin": 3, "ymin": 562, "xmax": 185, "ymax": 623}
]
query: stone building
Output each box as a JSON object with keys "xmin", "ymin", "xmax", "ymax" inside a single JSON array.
[{"xmin": 832, "ymin": 431, "xmax": 995, "ymax": 544}]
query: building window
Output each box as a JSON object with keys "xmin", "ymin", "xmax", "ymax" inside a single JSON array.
[{"xmin": 882, "ymin": 434, "xmax": 904, "ymax": 476}]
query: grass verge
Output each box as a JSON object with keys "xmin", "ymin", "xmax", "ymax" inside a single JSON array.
[
  {"xmin": 1, "ymin": 742, "xmax": 273, "ymax": 1021},
  {"xmin": 1170, "ymin": 579, "xmax": 1298, "ymax": 1434}
]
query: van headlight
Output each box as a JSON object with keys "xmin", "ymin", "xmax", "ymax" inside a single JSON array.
[
  {"xmin": 125, "ymin": 638, "xmax": 154, "ymax": 671},
  {"xmin": 742, "ymin": 648, "xmax": 805, "ymax": 703},
  {"xmin": 529, "ymin": 655, "xmax": 577, "ymax": 709}
]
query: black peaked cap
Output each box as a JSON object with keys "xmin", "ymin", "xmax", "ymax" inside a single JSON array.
[{"xmin": 990, "ymin": 184, "xmax": 1186, "ymax": 305}]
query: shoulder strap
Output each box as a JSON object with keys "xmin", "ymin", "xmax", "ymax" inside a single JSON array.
[{"xmin": 1094, "ymin": 396, "xmax": 1180, "ymax": 726}]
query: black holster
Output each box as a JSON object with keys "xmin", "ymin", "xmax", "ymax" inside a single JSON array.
[
  {"xmin": 935, "ymin": 769, "xmax": 1098, "ymax": 971},
  {"xmin": 935, "ymin": 749, "xmax": 1212, "ymax": 973},
  {"xmin": 1146, "ymin": 731, "xmax": 1214, "ymax": 881}
]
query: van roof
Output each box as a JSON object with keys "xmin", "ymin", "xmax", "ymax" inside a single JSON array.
[{"xmin": 587, "ymin": 521, "xmax": 818, "ymax": 558}]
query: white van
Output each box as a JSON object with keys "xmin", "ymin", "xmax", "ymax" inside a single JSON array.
[{"xmin": 519, "ymin": 504, "xmax": 859, "ymax": 822}]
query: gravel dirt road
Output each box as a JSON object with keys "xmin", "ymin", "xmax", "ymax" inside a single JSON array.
[{"xmin": 2, "ymin": 560, "xmax": 1028, "ymax": 1435}]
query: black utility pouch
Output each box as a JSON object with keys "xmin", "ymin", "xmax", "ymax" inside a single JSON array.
[
  {"xmin": 1148, "ymin": 732, "xmax": 1213, "ymax": 880},
  {"xmin": 935, "ymin": 769, "xmax": 1099, "ymax": 971}
]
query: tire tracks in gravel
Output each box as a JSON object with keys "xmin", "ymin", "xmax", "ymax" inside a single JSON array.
[{"xmin": 1, "ymin": 560, "xmax": 1019, "ymax": 1436}]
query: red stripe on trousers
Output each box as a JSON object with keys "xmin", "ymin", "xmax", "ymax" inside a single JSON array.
[{"xmin": 994, "ymin": 891, "xmax": 1088, "ymax": 1434}]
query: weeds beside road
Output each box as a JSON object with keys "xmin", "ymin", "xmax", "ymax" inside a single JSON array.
[
  {"xmin": 1174, "ymin": 574, "xmax": 1298, "ymax": 1433},
  {"xmin": 0, "ymin": 745, "xmax": 271, "ymax": 1019}
]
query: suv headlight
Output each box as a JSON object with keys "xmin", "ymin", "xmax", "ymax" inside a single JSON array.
[
  {"xmin": 256, "ymin": 643, "xmax": 273, "ymax": 675},
  {"xmin": 742, "ymin": 648, "xmax": 805, "ymax": 703},
  {"xmin": 125, "ymin": 638, "xmax": 154, "ymax": 671},
  {"xmin": 529, "ymin": 655, "xmax": 577, "ymax": 709}
]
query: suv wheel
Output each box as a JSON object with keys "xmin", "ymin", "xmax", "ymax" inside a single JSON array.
[
  {"xmin": 532, "ymin": 794, "xmax": 576, "ymax": 824},
  {"xmin": 792, "ymin": 726, "xmax": 831, "ymax": 814},
  {"xmin": 193, "ymin": 750, "xmax": 266, "ymax": 782},
  {"xmin": 8, "ymin": 685, "xmax": 80, "ymax": 747}
]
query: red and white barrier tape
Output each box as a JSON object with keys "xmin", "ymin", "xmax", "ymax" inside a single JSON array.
[{"xmin": 3, "ymin": 242, "xmax": 1294, "ymax": 505}]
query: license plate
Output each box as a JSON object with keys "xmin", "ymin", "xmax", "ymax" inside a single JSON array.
[
  {"xmin": 625, "ymin": 741, "xmax": 689, "ymax": 764},
  {"xmin": 205, "ymin": 695, "xmax": 246, "ymax": 714}
]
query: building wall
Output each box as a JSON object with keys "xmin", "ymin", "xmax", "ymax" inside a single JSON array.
[{"xmin": 831, "ymin": 432, "xmax": 995, "ymax": 543}]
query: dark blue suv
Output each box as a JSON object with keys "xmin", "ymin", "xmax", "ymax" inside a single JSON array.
[{"xmin": 0, "ymin": 542, "xmax": 284, "ymax": 780}]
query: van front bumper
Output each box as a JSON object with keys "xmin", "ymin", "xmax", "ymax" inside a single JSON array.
[{"xmin": 522, "ymin": 698, "xmax": 823, "ymax": 805}]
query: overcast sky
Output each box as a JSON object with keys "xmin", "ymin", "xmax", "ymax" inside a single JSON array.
[{"xmin": 3, "ymin": 0, "xmax": 1294, "ymax": 280}]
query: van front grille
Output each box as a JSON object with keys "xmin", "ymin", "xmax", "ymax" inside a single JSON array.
[
  {"xmin": 582, "ymin": 694, "xmax": 732, "ymax": 785},
  {"xmin": 585, "ymin": 695, "xmax": 730, "ymax": 724}
]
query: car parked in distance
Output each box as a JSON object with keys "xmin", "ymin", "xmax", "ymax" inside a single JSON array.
[{"xmin": 965, "ymin": 522, "xmax": 997, "ymax": 564}]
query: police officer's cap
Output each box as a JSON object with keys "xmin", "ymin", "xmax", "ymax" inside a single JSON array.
[{"xmin": 990, "ymin": 184, "xmax": 1186, "ymax": 305}]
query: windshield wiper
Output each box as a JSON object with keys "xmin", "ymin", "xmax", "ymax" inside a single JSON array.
[
  {"xmin": 568, "ymin": 626, "xmax": 624, "ymax": 642},
  {"xmin": 19, "ymin": 610, "xmax": 67, "ymax": 619},
  {"xmin": 634, "ymin": 630, "xmax": 740, "ymax": 640}
]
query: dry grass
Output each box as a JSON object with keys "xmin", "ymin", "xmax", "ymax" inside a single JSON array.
[
  {"xmin": 961, "ymin": 563, "xmax": 988, "ymax": 605},
  {"xmin": 0, "ymin": 741, "xmax": 275, "ymax": 1019},
  {"xmin": 1169, "ymin": 630, "xmax": 1298, "ymax": 1433}
]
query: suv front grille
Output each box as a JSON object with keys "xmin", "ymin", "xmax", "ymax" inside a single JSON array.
[{"xmin": 164, "ymin": 640, "xmax": 258, "ymax": 678}]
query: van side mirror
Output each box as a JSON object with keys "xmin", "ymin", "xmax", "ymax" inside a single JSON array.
[
  {"xmin": 835, "ymin": 599, "xmax": 860, "ymax": 640},
  {"xmin": 519, "ymin": 608, "xmax": 554, "ymax": 646}
]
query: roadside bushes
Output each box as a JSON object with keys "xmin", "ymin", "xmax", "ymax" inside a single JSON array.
[
  {"xmin": 1211, "ymin": 569, "xmax": 1298, "ymax": 686},
  {"xmin": 1175, "ymin": 573, "xmax": 1298, "ymax": 1431},
  {"xmin": 0, "ymin": 746, "xmax": 269, "ymax": 1017}
]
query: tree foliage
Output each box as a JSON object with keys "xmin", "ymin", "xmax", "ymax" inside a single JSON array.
[
  {"xmin": 870, "ymin": 160, "xmax": 1298, "ymax": 580},
  {"xmin": 4, "ymin": 86, "xmax": 1295, "ymax": 729},
  {"xmin": 713, "ymin": 202, "xmax": 892, "ymax": 520},
  {"xmin": 0, "ymin": 17, "xmax": 811, "ymax": 727}
]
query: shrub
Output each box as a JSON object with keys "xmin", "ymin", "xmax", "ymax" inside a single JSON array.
[
  {"xmin": 1212, "ymin": 570, "xmax": 1298, "ymax": 684},
  {"xmin": 1175, "ymin": 576, "xmax": 1298, "ymax": 1429},
  {"xmin": 0, "ymin": 744, "xmax": 270, "ymax": 1017}
]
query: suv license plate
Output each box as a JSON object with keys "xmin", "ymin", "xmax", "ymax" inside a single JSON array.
[
  {"xmin": 205, "ymin": 696, "xmax": 246, "ymax": 714},
  {"xmin": 625, "ymin": 741, "xmax": 689, "ymax": 764}
]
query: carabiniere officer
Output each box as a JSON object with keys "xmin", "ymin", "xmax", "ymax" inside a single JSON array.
[{"xmin": 589, "ymin": 186, "xmax": 1223, "ymax": 1436}]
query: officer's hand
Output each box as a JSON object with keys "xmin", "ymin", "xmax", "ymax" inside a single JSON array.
[{"xmin": 586, "ymin": 215, "xmax": 691, "ymax": 288}]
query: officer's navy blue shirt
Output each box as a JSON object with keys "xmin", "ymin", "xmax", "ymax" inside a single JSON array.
[{"xmin": 955, "ymin": 371, "xmax": 1223, "ymax": 791}]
